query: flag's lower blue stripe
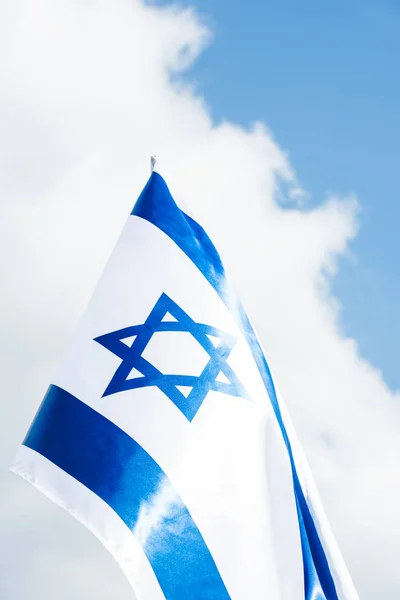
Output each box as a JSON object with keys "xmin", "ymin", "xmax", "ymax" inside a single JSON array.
[
  {"xmin": 133, "ymin": 172, "xmax": 338, "ymax": 600},
  {"xmin": 23, "ymin": 384, "xmax": 231, "ymax": 600}
]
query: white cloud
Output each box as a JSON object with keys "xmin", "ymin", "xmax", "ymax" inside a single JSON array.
[{"xmin": 0, "ymin": 1, "xmax": 399, "ymax": 598}]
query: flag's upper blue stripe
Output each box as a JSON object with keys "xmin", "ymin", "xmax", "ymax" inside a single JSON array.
[
  {"xmin": 23, "ymin": 384, "xmax": 231, "ymax": 600},
  {"xmin": 132, "ymin": 171, "xmax": 337, "ymax": 600}
]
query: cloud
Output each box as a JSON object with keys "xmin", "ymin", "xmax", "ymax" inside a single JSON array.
[{"xmin": 0, "ymin": 0, "xmax": 399, "ymax": 598}]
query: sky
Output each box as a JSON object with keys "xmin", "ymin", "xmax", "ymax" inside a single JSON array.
[
  {"xmin": 0, "ymin": 1, "xmax": 399, "ymax": 599},
  {"xmin": 155, "ymin": 0, "xmax": 400, "ymax": 390}
]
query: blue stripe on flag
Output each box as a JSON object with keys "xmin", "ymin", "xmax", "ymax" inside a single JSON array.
[
  {"xmin": 132, "ymin": 172, "xmax": 338, "ymax": 600},
  {"xmin": 23, "ymin": 384, "xmax": 231, "ymax": 600}
]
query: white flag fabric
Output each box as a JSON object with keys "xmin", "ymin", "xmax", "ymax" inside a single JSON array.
[{"xmin": 12, "ymin": 166, "xmax": 358, "ymax": 600}]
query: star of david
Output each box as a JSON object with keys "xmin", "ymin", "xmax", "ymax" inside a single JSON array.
[{"xmin": 94, "ymin": 293, "xmax": 248, "ymax": 421}]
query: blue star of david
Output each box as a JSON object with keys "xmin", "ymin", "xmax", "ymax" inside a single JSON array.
[{"xmin": 94, "ymin": 293, "xmax": 248, "ymax": 421}]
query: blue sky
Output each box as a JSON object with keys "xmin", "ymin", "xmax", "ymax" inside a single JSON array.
[{"xmin": 155, "ymin": 0, "xmax": 400, "ymax": 388}]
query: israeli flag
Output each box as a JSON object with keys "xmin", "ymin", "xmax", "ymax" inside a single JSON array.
[{"xmin": 12, "ymin": 163, "xmax": 358, "ymax": 600}]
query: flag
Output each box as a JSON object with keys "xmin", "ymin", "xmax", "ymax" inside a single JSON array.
[{"xmin": 11, "ymin": 162, "xmax": 358, "ymax": 600}]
